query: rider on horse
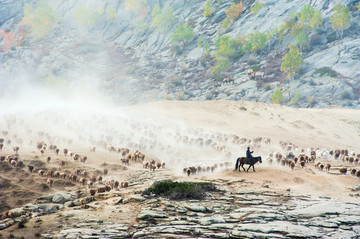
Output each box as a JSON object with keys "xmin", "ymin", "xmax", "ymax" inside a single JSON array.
[{"xmin": 246, "ymin": 147, "xmax": 254, "ymax": 164}]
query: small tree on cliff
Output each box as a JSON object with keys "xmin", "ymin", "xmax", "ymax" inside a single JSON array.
[
  {"xmin": 280, "ymin": 44, "xmax": 304, "ymax": 77},
  {"xmin": 330, "ymin": 4, "xmax": 350, "ymax": 40}
]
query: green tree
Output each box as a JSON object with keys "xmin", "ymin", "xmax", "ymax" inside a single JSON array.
[
  {"xmin": 124, "ymin": 0, "xmax": 147, "ymax": 13},
  {"xmin": 152, "ymin": 5, "xmax": 175, "ymax": 30},
  {"xmin": 214, "ymin": 35, "xmax": 238, "ymax": 58},
  {"xmin": 225, "ymin": 2, "xmax": 245, "ymax": 20},
  {"xmin": 297, "ymin": 5, "xmax": 323, "ymax": 29},
  {"xmin": 294, "ymin": 90, "xmax": 301, "ymax": 102},
  {"xmin": 203, "ymin": 0, "xmax": 214, "ymax": 17},
  {"xmin": 251, "ymin": 1, "xmax": 263, "ymax": 15},
  {"xmin": 22, "ymin": 1, "xmax": 55, "ymax": 40},
  {"xmin": 171, "ymin": 23, "xmax": 195, "ymax": 45},
  {"xmin": 292, "ymin": 25, "xmax": 310, "ymax": 51},
  {"xmin": 330, "ymin": 4, "xmax": 350, "ymax": 39},
  {"xmin": 211, "ymin": 57, "xmax": 230, "ymax": 76},
  {"xmin": 310, "ymin": 10, "xmax": 323, "ymax": 29},
  {"xmin": 106, "ymin": 6, "xmax": 117, "ymax": 21},
  {"xmin": 73, "ymin": 4, "xmax": 102, "ymax": 28},
  {"xmin": 270, "ymin": 88, "xmax": 284, "ymax": 104},
  {"xmin": 280, "ymin": 44, "xmax": 304, "ymax": 76},
  {"xmin": 248, "ymin": 31, "xmax": 267, "ymax": 53},
  {"xmin": 221, "ymin": 16, "xmax": 232, "ymax": 29},
  {"xmin": 131, "ymin": 17, "xmax": 150, "ymax": 32}
]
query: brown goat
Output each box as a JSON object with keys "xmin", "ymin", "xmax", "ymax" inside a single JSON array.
[
  {"xmin": 339, "ymin": 168, "xmax": 347, "ymax": 174},
  {"xmin": 47, "ymin": 178, "xmax": 53, "ymax": 187},
  {"xmin": 325, "ymin": 163, "xmax": 331, "ymax": 171}
]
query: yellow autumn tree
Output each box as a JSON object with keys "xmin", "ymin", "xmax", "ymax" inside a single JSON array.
[{"xmin": 124, "ymin": 0, "xmax": 147, "ymax": 13}]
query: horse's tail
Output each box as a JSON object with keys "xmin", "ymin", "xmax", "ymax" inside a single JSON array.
[{"xmin": 235, "ymin": 157, "xmax": 239, "ymax": 170}]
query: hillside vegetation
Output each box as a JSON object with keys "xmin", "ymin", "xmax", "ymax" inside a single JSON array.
[{"xmin": 0, "ymin": 0, "xmax": 359, "ymax": 107}]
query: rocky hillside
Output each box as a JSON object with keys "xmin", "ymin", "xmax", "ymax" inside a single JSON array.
[{"xmin": 0, "ymin": 0, "xmax": 359, "ymax": 108}]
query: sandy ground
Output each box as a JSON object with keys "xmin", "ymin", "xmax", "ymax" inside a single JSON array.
[{"xmin": 1, "ymin": 100, "xmax": 360, "ymax": 237}]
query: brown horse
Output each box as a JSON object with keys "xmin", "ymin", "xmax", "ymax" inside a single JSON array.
[{"xmin": 235, "ymin": 156, "xmax": 262, "ymax": 172}]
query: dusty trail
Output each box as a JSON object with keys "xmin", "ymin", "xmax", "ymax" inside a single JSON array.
[{"xmin": 0, "ymin": 100, "xmax": 360, "ymax": 238}]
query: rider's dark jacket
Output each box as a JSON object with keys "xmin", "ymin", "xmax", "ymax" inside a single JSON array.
[{"xmin": 246, "ymin": 148, "xmax": 254, "ymax": 159}]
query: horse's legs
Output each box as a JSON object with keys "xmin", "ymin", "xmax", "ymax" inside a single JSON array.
[
  {"xmin": 252, "ymin": 164, "xmax": 256, "ymax": 172},
  {"xmin": 246, "ymin": 164, "xmax": 252, "ymax": 172},
  {"xmin": 242, "ymin": 164, "xmax": 247, "ymax": 172}
]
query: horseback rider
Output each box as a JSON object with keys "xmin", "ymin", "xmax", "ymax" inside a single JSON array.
[{"xmin": 246, "ymin": 147, "xmax": 254, "ymax": 164}]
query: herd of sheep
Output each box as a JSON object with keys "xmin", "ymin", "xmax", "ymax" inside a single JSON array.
[
  {"xmin": 265, "ymin": 141, "xmax": 360, "ymax": 178},
  {"xmin": 0, "ymin": 108, "xmax": 360, "ymax": 222}
]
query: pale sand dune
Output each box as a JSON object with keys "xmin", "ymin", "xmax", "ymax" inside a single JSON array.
[{"xmin": 131, "ymin": 100, "xmax": 360, "ymax": 152}]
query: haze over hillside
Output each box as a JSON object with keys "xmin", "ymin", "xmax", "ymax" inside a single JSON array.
[
  {"xmin": 0, "ymin": 0, "xmax": 359, "ymax": 108},
  {"xmin": 1, "ymin": 1, "xmax": 360, "ymax": 238}
]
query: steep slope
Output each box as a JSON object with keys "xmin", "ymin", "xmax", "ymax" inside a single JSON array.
[{"xmin": 0, "ymin": 0, "xmax": 359, "ymax": 107}]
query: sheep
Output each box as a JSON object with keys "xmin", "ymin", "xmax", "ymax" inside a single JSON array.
[
  {"xmin": 55, "ymin": 148, "xmax": 59, "ymax": 155},
  {"xmin": 103, "ymin": 168, "xmax": 108, "ymax": 175},
  {"xmin": 121, "ymin": 158, "xmax": 129, "ymax": 166},
  {"xmin": 149, "ymin": 164, "xmax": 156, "ymax": 171},
  {"xmin": 186, "ymin": 168, "xmax": 191, "ymax": 176},
  {"xmin": 89, "ymin": 146, "xmax": 96, "ymax": 152},
  {"xmin": 254, "ymin": 71, "xmax": 265, "ymax": 79},
  {"xmin": 63, "ymin": 148, "xmax": 68, "ymax": 157},
  {"xmin": 73, "ymin": 153, "xmax": 80, "ymax": 161},
  {"xmin": 245, "ymin": 68, "xmax": 253, "ymax": 75},
  {"xmin": 79, "ymin": 177, "xmax": 86, "ymax": 186},
  {"xmin": 46, "ymin": 170, "xmax": 54, "ymax": 177},
  {"xmin": 10, "ymin": 159, "xmax": 16, "ymax": 167},
  {"xmin": 89, "ymin": 189, "xmax": 96, "ymax": 196},
  {"xmin": 156, "ymin": 162, "xmax": 161, "ymax": 169},
  {"xmin": 289, "ymin": 161, "xmax": 295, "ymax": 170},
  {"xmin": 319, "ymin": 164, "xmax": 324, "ymax": 171},
  {"xmin": 120, "ymin": 181, "xmax": 128, "ymax": 188},
  {"xmin": 356, "ymin": 171, "xmax": 360, "ymax": 178},
  {"xmin": 325, "ymin": 163, "xmax": 331, "ymax": 171},
  {"xmin": 105, "ymin": 185, "xmax": 112, "ymax": 192},
  {"xmin": 71, "ymin": 175, "xmax": 77, "ymax": 182},
  {"xmin": 28, "ymin": 165, "xmax": 34, "ymax": 173},
  {"xmin": 87, "ymin": 181, "xmax": 94, "ymax": 188},
  {"xmin": 80, "ymin": 155, "xmax": 87, "ymax": 163},
  {"xmin": 351, "ymin": 169, "xmax": 357, "ymax": 175},
  {"xmin": 47, "ymin": 178, "xmax": 53, "ymax": 187},
  {"xmin": 0, "ymin": 143, "xmax": 3, "ymax": 151},
  {"xmin": 161, "ymin": 162, "xmax": 166, "ymax": 169},
  {"xmin": 97, "ymin": 187, "xmax": 106, "ymax": 193},
  {"xmin": 339, "ymin": 168, "xmax": 347, "ymax": 174},
  {"xmin": 46, "ymin": 156, "xmax": 51, "ymax": 164},
  {"xmin": 97, "ymin": 175, "xmax": 103, "ymax": 182},
  {"xmin": 54, "ymin": 171, "xmax": 60, "ymax": 178},
  {"xmin": 114, "ymin": 181, "xmax": 119, "ymax": 188},
  {"xmin": 74, "ymin": 168, "xmax": 81, "ymax": 175},
  {"xmin": 138, "ymin": 152, "xmax": 145, "ymax": 161},
  {"xmin": 89, "ymin": 174, "xmax": 96, "ymax": 182},
  {"xmin": 59, "ymin": 160, "xmax": 65, "ymax": 168},
  {"xmin": 143, "ymin": 161, "xmax": 149, "ymax": 168},
  {"xmin": 13, "ymin": 146, "xmax": 20, "ymax": 154},
  {"xmin": 1, "ymin": 211, "xmax": 9, "ymax": 219},
  {"xmin": 300, "ymin": 161, "xmax": 305, "ymax": 168}
]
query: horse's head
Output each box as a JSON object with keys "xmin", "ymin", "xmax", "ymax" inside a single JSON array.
[{"xmin": 258, "ymin": 156, "xmax": 262, "ymax": 163}]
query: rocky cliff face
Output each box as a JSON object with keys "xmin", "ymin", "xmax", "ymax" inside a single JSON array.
[{"xmin": 0, "ymin": 0, "xmax": 359, "ymax": 108}]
